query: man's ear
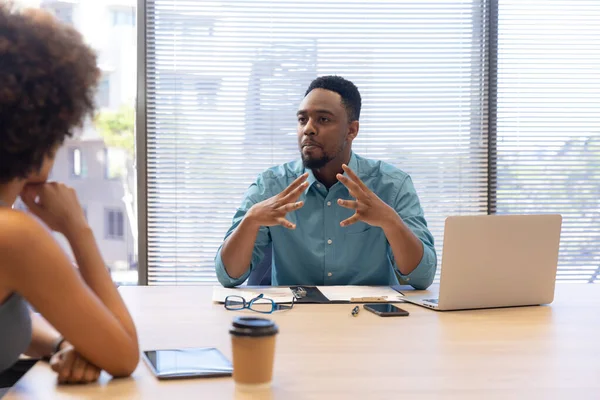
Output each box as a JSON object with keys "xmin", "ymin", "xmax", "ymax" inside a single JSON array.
[{"xmin": 347, "ymin": 120, "xmax": 359, "ymax": 142}]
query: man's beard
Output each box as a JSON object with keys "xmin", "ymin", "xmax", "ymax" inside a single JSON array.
[
  {"xmin": 301, "ymin": 142, "xmax": 345, "ymax": 170},
  {"xmin": 302, "ymin": 153, "xmax": 332, "ymax": 169}
]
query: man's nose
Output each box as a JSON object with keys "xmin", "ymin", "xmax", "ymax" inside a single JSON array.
[{"xmin": 303, "ymin": 119, "xmax": 317, "ymax": 136}]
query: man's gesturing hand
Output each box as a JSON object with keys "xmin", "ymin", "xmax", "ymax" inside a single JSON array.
[
  {"xmin": 246, "ymin": 173, "xmax": 309, "ymax": 229},
  {"xmin": 336, "ymin": 164, "xmax": 397, "ymax": 229}
]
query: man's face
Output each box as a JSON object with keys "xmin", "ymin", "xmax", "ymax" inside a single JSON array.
[{"xmin": 296, "ymin": 88, "xmax": 357, "ymax": 169}]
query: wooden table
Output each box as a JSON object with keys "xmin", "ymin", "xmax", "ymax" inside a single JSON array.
[{"xmin": 6, "ymin": 284, "xmax": 600, "ymax": 400}]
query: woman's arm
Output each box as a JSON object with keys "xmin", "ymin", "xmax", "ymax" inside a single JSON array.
[
  {"xmin": 63, "ymin": 222, "xmax": 139, "ymax": 348},
  {"xmin": 26, "ymin": 311, "xmax": 64, "ymax": 359},
  {"xmin": 0, "ymin": 182, "xmax": 139, "ymax": 378},
  {"xmin": 0, "ymin": 211, "xmax": 139, "ymax": 377},
  {"xmin": 27, "ymin": 313, "xmax": 102, "ymax": 384}
]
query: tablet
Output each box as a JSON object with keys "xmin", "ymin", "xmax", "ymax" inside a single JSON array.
[{"xmin": 142, "ymin": 347, "xmax": 233, "ymax": 380}]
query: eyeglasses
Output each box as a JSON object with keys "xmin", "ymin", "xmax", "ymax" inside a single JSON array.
[{"xmin": 224, "ymin": 293, "xmax": 295, "ymax": 314}]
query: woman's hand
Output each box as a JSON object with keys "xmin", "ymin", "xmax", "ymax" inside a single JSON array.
[
  {"xmin": 20, "ymin": 182, "xmax": 88, "ymax": 238},
  {"xmin": 50, "ymin": 345, "xmax": 102, "ymax": 384}
]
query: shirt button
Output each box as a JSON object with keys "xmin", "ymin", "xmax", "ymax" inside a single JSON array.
[
  {"xmin": 317, "ymin": 184, "xmax": 322, "ymax": 188},
  {"xmin": 328, "ymin": 272, "xmax": 333, "ymax": 277},
  {"xmin": 327, "ymin": 239, "xmax": 333, "ymax": 245},
  {"xmin": 327, "ymin": 201, "xmax": 332, "ymax": 206}
]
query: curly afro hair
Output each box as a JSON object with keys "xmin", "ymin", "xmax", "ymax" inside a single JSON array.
[{"xmin": 0, "ymin": 3, "xmax": 100, "ymax": 184}]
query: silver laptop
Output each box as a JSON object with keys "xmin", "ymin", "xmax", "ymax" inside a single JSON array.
[{"xmin": 403, "ymin": 214, "xmax": 562, "ymax": 311}]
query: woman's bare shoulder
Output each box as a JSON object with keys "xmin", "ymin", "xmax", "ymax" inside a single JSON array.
[{"xmin": 0, "ymin": 209, "xmax": 51, "ymax": 252}]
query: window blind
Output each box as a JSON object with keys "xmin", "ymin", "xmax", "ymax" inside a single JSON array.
[
  {"xmin": 144, "ymin": 0, "xmax": 491, "ymax": 284},
  {"xmin": 496, "ymin": 0, "xmax": 600, "ymax": 283}
]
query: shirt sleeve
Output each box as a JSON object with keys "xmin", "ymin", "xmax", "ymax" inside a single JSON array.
[
  {"xmin": 215, "ymin": 174, "xmax": 272, "ymax": 287},
  {"xmin": 388, "ymin": 176, "xmax": 438, "ymax": 290}
]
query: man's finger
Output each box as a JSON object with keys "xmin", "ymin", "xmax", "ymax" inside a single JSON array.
[
  {"xmin": 69, "ymin": 355, "xmax": 86, "ymax": 383},
  {"xmin": 336, "ymin": 173, "xmax": 364, "ymax": 198},
  {"xmin": 342, "ymin": 164, "xmax": 370, "ymax": 192},
  {"xmin": 280, "ymin": 173, "xmax": 309, "ymax": 197},
  {"xmin": 280, "ymin": 180, "xmax": 309, "ymax": 203},
  {"xmin": 277, "ymin": 217, "xmax": 296, "ymax": 229},
  {"xmin": 340, "ymin": 213, "xmax": 361, "ymax": 227},
  {"xmin": 337, "ymin": 199, "xmax": 358, "ymax": 210},
  {"xmin": 278, "ymin": 201, "xmax": 304, "ymax": 213}
]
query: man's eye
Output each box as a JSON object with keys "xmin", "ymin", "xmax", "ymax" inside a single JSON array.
[
  {"xmin": 298, "ymin": 117, "xmax": 306, "ymax": 123},
  {"xmin": 320, "ymin": 117, "xmax": 330, "ymax": 123}
]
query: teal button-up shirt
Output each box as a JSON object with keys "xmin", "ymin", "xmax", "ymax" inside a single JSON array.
[{"xmin": 215, "ymin": 152, "xmax": 437, "ymax": 289}]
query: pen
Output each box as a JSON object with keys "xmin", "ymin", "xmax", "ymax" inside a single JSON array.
[
  {"xmin": 351, "ymin": 306, "xmax": 360, "ymax": 317},
  {"xmin": 350, "ymin": 296, "xmax": 387, "ymax": 303}
]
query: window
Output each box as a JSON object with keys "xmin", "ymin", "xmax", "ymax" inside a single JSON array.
[
  {"xmin": 496, "ymin": 0, "xmax": 600, "ymax": 283},
  {"xmin": 21, "ymin": 0, "xmax": 138, "ymax": 286},
  {"xmin": 69, "ymin": 148, "xmax": 83, "ymax": 178},
  {"xmin": 96, "ymin": 76, "xmax": 110, "ymax": 109},
  {"xmin": 104, "ymin": 147, "xmax": 127, "ymax": 180},
  {"xmin": 105, "ymin": 209, "xmax": 125, "ymax": 240},
  {"xmin": 144, "ymin": 1, "xmax": 491, "ymax": 284},
  {"xmin": 110, "ymin": 8, "xmax": 134, "ymax": 27},
  {"xmin": 52, "ymin": 4, "xmax": 73, "ymax": 24}
]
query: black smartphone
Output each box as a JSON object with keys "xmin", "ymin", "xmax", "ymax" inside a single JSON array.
[{"xmin": 364, "ymin": 303, "xmax": 409, "ymax": 317}]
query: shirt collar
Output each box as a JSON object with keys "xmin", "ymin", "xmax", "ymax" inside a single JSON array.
[
  {"xmin": 346, "ymin": 151, "xmax": 359, "ymax": 176},
  {"xmin": 306, "ymin": 167, "xmax": 318, "ymax": 187}
]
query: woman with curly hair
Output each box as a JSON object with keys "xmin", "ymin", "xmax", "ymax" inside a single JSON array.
[{"xmin": 0, "ymin": 3, "xmax": 139, "ymax": 388}]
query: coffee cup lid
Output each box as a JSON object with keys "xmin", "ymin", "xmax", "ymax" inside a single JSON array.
[{"xmin": 230, "ymin": 316, "xmax": 279, "ymax": 337}]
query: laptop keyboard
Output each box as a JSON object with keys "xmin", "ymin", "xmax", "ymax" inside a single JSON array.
[{"xmin": 423, "ymin": 298, "xmax": 439, "ymax": 304}]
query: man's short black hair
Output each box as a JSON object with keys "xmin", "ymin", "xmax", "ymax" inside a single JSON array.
[{"xmin": 304, "ymin": 75, "xmax": 361, "ymax": 122}]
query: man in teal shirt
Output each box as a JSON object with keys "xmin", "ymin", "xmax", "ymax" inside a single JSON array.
[{"xmin": 215, "ymin": 76, "xmax": 437, "ymax": 289}]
